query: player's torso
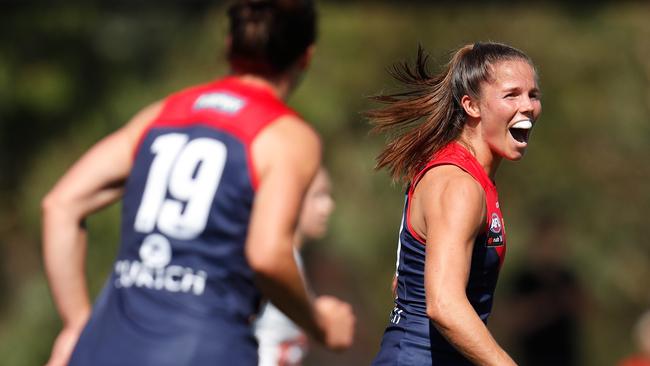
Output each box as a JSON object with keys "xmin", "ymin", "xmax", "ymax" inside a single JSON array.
[
  {"xmin": 71, "ymin": 77, "xmax": 294, "ymax": 365},
  {"xmin": 393, "ymin": 142, "xmax": 506, "ymax": 349}
]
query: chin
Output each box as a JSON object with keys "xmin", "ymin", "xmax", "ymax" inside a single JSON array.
[
  {"xmin": 506, "ymin": 141, "xmax": 529, "ymax": 160},
  {"xmin": 512, "ymin": 150, "xmax": 527, "ymax": 160},
  {"xmin": 303, "ymin": 227, "xmax": 327, "ymax": 240},
  {"xmin": 500, "ymin": 147, "xmax": 527, "ymax": 161}
]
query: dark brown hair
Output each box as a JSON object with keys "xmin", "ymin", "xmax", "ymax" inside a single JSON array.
[
  {"xmin": 368, "ymin": 42, "xmax": 535, "ymax": 183},
  {"xmin": 227, "ymin": 0, "xmax": 317, "ymax": 74}
]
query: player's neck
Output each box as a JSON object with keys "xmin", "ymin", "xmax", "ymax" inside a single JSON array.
[
  {"xmin": 458, "ymin": 130, "xmax": 501, "ymax": 181},
  {"xmin": 229, "ymin": 72, "xmax": 293, "ymax": 101}
]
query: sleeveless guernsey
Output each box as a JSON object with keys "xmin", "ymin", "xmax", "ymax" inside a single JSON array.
[
  {"xmin": 372, "ymin": 142, "xmax": 507, "ymax": 365},
  {"xmin": 69, "ymin": 77, "xmax": 295, "ymax": 366}
]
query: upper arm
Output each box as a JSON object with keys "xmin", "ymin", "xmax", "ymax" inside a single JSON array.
[
  {"xmin": 415, "ymin": 167, "xmax": 485, "ymax": 311},
  {"xmin": 42, "ymin": 101, "xmax": 163, "ymax": 219},
  {"xmin": 246, "ymin": 115, "xmax": 321, "ymax": 267}
]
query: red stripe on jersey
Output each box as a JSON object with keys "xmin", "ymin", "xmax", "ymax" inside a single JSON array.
[{"xmin": 404, "ymin": 142, "xmax": 507, "ymax": 267}]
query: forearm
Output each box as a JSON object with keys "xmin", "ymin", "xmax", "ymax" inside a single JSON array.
[
  {"xmin": 250, "ymin": 245, "xmax": 322, "ymax": 341},
  {"xmin": 42, "ymin": 202, "xmax": 91, "ymax": 327},
  {"xmin": 429, "ymin": 299, "xmax": 515, "ymax": 366}
]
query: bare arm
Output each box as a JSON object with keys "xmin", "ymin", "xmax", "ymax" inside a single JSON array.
[
  {"xmin": 416, "ymin": 166, "xmax": 516, "ymax": 365},
  {"xmin": 42, "ymin": 102, "xmax": 162, "ymax": 366},
  {"xmin": 247, "ymin": 116, "xmax": 354, "ymax": 350}
]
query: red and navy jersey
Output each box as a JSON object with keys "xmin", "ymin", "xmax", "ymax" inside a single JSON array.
[
  {"xmin": 70, "ymin": 77, "xmax": 295, "ymax": 366},
  {"xmin": 373, "ymin": 142, "xmax": 506, "ymax": 365}
]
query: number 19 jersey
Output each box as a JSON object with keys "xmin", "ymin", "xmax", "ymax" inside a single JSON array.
[{"xmin": 69, "ymin": 77, "xmax": 296, "ymax": 366}]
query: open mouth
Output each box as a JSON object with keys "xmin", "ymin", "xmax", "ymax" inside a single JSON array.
[{"xmin": 509, "ymin": 120, "xmax": 533, "ymax": 144}]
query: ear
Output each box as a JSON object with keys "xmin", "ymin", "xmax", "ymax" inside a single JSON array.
[
  {"xmin": 461, "ymin": 95, "xmax": 481, "ymax": 118},
  {"xmin": 225, "ymin": 35, "xmax": 233, "ymax": 56},
  {"xmin": 298, "ymin": 45, "xmax": 316, "ymax": 69}
]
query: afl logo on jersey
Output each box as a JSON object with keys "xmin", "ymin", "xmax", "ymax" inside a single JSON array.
[
  {"xmin": 489, "ymin": 213, "xmax": 502, "ymax": 234},
  {"xmin": 194, "ymin": 92, "xmax": 245, "ymax": 114}
]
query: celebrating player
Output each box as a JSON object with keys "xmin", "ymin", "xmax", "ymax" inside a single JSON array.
[{"xmin": 369, "ymin": 42, "xmax": 542, "ymax": 365}]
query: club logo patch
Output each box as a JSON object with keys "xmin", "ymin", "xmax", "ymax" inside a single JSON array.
[{"xmin": 489, "ymin": 213, "xmax": 502, "ymax": 234}]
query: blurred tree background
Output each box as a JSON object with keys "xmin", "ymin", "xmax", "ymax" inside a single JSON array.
[{"xmin": 1, "ymin": 1, "xmax": 649, "ymax": 365}]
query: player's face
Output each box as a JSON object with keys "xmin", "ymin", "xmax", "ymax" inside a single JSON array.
[
  {"xmin": 298, "ymin": 169, "xmax": 334, "ymax": 240},
  {"xmin": 477, "ymin": 59, "xmax": 542, "ymax": 161}
]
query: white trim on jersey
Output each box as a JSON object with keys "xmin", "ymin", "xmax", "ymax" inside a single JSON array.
[{"xmin": 394, "ymin": 195, "xmax": 407, "ymax": 300}]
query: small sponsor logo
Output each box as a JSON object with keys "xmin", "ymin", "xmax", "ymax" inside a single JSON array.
[
  {"xmin": 487, "ymin": 235, "xmax": 504, "ymax": 246},
  {"xmin": 194, "ymin": 92, "xmax": 245, "ymax": 114},
  {"xmin": 114, "ymin": 234, "xmax": 207, "ymax": 295}
]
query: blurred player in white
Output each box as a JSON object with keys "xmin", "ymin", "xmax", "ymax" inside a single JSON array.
[{"xmin": 255, "ymin": 167, "xmax": 334, "ymax": 366}]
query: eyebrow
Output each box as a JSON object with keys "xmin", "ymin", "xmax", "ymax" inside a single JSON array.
[{"xmin": 501, "ymin": 85, "xmax": 540, "ymax": 94}]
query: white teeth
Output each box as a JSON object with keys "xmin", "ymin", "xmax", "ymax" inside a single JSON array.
[{"xmin": 511, "ymin": 120, "xmax": 532, "ymax": 129}]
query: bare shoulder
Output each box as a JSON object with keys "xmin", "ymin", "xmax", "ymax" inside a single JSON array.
[
  {"xmin": 120, "ymin": 101, "xmax": 164, "ymax": 139},
  {"xmin": 256, "ymin": 114, "xmax": 321, "ymax": 153},
  {"xmin": 416, "ymin": 165, "xmax": 486, "ymax": 233},
  {"xmin": 251, "ymin": 114, "xmax": 322, "ymax": 180},
  {"xmin": 418, "ymin": 165, "xmax": 484, "ymax": 201}
]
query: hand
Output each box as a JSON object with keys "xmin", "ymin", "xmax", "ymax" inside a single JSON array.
[
  {"xmin": 314, "ymin": 295, "xmax": 355, "ymax": 351},
  {"xmin": 44, "ymin": 325, "xmax": 85, "ymax": 366}
]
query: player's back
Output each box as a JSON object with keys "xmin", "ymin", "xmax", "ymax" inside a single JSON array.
[{"xmin": 69, "ymin": 77, "xmax": 295, "ymax": 366}]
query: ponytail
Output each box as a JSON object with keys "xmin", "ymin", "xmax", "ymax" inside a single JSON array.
[
  {"xmin": 228, "ymin": 0, "xmax": 317, "ymax": 75},
  {"xmin": 368, "ymin": 42, "xmax": 534, "ymax": 183}
]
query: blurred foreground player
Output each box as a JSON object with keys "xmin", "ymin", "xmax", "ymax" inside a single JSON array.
[
  {"xmin": 369, "ymin": 42, "xmax": 542, "ymax": 365},
  {"xmin": 255, "ymin": 167, "xmax": 334, "ymax": 366},
  {"xmin": 41, "ymin": 1, "xmax": 355, "ymax": 365}
]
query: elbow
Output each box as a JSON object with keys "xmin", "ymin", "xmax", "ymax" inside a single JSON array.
[
  {"xmin": 41, "ymin": 190, "xmax": 81, "ymax": 225},
  {"xmin": 41, "ymin": 191, "xmax": 62, "ymax": 218},
  {"xmin": 247, "ymin": 252, "xmax": 271, "ymax": 275},
  {"xmin": 246, "ymin": 246, "xmax": 282, "ymax": 278},
  {"xmin": 246, "ymin": 239, "xmax": 297, "ymax": 282},
  {"xmin": 426, "ymin": 300, "xmax": 443, "ymax": 324},
  {"xmin": 426, "ymin": 292, "xmax": 452, "ymax": 325}
]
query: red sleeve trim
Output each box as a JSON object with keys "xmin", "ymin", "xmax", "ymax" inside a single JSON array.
[
  {"xmin": 405, "ymin": 183, "xmax": 427, "ymax": 245},
  {"xmin": 404, "ymin": 160, "xmax": 487, "ymax": 246},
  {"xmin": 246, "ymin": 142, "xmax": 260, "ymax": 191},
  {"xmin": 131, "ymin": 103, "xmax": 168, "ymax": 161},
  {"xmin": 404, "ymin": 161, "xmax": 443, "ymax": 245}
]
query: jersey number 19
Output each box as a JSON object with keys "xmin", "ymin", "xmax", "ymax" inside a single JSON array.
[{"xmin": 134, "ymin": 133, "xmax": 227, "ymax": 240}]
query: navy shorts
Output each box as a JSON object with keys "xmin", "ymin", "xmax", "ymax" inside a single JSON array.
[
  {"xmin": 69, "ymin": 290, "xmax": 258, "ymax": 366},
  {"xmin": 372, "ymin": 307, "xmax": 473, "ymax": 366}
]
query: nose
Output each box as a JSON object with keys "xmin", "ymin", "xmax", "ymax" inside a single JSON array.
[
  {"xmin": 326, "ymin": 197, "xmax": 335, "ymax": 214},
  {"xmin": 519, "ymin": 94, "xmax": 538, "ymax": 119},
  {"xmin": 520, "ymin": 95, "xmax": 534, "ymax": 113},
  {"xmin": 321, "ymin": 196, "xmax": 335, "ymax": 216}
]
